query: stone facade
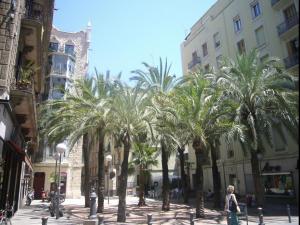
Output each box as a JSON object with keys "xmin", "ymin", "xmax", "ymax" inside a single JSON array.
[
  {"xmin": 33, "ymin": 25, "xmax": 91, "ymax": 199},
  {"xmin": 0, "ymin": 0, "xmax": 23, "ymax": 99},
  {"xmin": 0, "ymin": 0, "xmax": 54, "ymax": 211}
]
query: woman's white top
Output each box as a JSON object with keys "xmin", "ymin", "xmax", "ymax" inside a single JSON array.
[{"xmin": 224, "ymin": 193, "xmax": 238, "ymax": 212}]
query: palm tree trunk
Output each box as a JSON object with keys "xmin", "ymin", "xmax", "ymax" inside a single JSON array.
[
  {"xmin": 117, "ymin": 141, "xmax": 131, "ymax": 222},
  {"xmin": 82, "ymin": 134, "xmax": 90, "ymax": 208},
  {"xmin": 178, "ymin": 146, "xmax": 189, "ymax": 203},
  {"xmin": 161, "ymin": 141, "xmax": 170, "ymax": 211},
  {"xmin": 195, "ymin": 150, "xmax": 205, "ymax": 218},
  {"xmin": 138, "ymin": 166, "xmax": 146, "ymax": 206},
  {"xmin": 250, "ymin": 151, "xmax": 264, "ymax": 206},
  {"xmin": 97, "ymin": 131, "xmax": 105, "ymax": 213},
  {"xmin": 210, "ymin": 140, "xmax": 221, "ymax": 209}
]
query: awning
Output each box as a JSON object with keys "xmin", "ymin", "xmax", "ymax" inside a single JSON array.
[
  {"xmin": 6, "ymin": 140, "xmax": 32, "ymax": 170},
  {"xmin": 261, "ymin": 172, "xmax": 291, "ymax": 176},
  {"xmin": 6, "ymin": 140, "xmax": 25, "ymax": 159}
]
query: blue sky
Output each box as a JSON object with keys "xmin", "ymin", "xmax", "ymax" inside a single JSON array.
[{"xmin": 53, "ymin": 0, "xmax": 217, "ymax": 82}]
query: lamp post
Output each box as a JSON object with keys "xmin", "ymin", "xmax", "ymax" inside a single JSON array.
[
  {"xmin": 257, "ymin": 153, "xmax": 263, "ymax": 175},
  {"xmin": 53, "ymin": 152, "xmax": 59, "ymax": 187},
  {"xmin": 55, "ymin": 143, "xmax": 67, "ymax": 219},
  {"xmin": 105, "ymin": 154, "xmax": 112, "ymax": 204}
]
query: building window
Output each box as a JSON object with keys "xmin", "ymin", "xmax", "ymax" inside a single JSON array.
[
  {"xmin": 233, "ymin": 16, "xmax": 242, "ymax": 32},
  {"xmin": 49, "ymin": 42, "xmax": 58, "ymax": 52},
  {"xmin": 213, "ymin": 32, "xmax": 221, "ymax": 48},
  {"xmin": 272, "ymin": 123, "xmax": 286, "ymax": 152},
  {"xmin": 216, "ymin": 55, "xmax": 223, "ymax": 68},
  {"xmin": 204, "ymin": 64, "xmax": 210, "ymax": 73},
  {"xmin": 283, "ymin": 4, "xmax": 297, "ymax": 21},
  {"xmin": 251, "ymin": 1, "xmax": 261, "ymax": 18},
  {"xmin": 237, "ymin": 39, "xmax": 246, "ymax": 54},
  {"xmin": 287, "ymin": 38, "xmax": 299, "ymax": 56},
  {"xmin": 226, "ymin": 142, "xmax": 234, "ymax": 158},
  {"xmin": 255, "ymin": 26, "xmax": 266, "ymax": 47},
  {"xmin": 65, "ymin": 44, "xmax": 75, "ymax": 56},
  {"xmin": 202, "ymin": 43, "xmax": 208, "ymax": 57}
]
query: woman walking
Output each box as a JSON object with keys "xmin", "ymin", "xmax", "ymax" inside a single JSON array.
[{"xmin": 224, "ymin": 185, "xmax": 240, "ymax": 225}]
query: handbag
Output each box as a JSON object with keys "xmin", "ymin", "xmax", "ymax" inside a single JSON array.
[{"xmin": 229, "ymin": 195, "xmax": 237, "ymax": 212}]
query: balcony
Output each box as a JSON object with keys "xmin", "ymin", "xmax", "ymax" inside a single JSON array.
[
  {"xmin": 24, "ymin": 0, "xmax": 43, "ymax": 24},
  {"xmin": 277, "ymin": 15, "xmax": 299, "ymax": 39},
  {"xmin": 49, "ymin": 48, "xmax": 77, "ymax": 60},
  {"xmin": 284, "ymin": 53, "xmax": 299, "ymax": 69},
  {"xmin": 271, "ymin": 0, "xmax": 293, "ymax": 10},
  {"xmin": 188, "ymin": 57, "xmax": 201, "ymax": 70},
  {"xmin": 10, "ymin": 75, "xmax": 38, "ymax": 146}
]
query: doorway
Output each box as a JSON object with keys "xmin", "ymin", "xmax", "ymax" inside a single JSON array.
[{"xmin": 33, "ymin": 172, "xmax": 45, "ymax": 199}]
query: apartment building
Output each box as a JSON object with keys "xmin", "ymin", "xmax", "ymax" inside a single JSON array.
[
  {"xmin": 181, "ymin": 0, "xmax": 299, "ymax": 202},
  {"xmin": 33, "ymin": 25, "xmax": 91, "ymax": 199},
  {"xmin": 0, "ymin": 0, "xmax": 54, "ymax": 211}
]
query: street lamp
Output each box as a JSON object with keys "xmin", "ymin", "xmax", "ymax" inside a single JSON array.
[
  {"xmin": 53, "ymin": 152, "xmax": 60, "ymax": 186},
  {"xmin": 55, "ymin": 142, "xmax": 67, "ymax": 219},
  {"xmin": 105, "ymin": 154, "xmax": 112, "ymax": 204},
  {"xmin": 257, "ymin": 153, "xmax": 263, "ymax": 175}
]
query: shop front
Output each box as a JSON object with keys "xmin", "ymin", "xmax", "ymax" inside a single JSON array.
[{"xmin": 0, "ymin": 141, "xmax": 24, "ymax": 212}]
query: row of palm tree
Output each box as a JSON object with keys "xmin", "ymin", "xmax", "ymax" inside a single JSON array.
[{"xmin": 39, "ymin": 50, "xmax": 298, "ymax": 221}]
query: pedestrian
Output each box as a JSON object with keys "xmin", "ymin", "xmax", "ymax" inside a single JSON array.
[{"xmin": 224, "ymin": 185, "xmax": 240, "ymax": 225}]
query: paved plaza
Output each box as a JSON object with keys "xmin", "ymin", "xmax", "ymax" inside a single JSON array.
[{"xmin": 10, "ymin": 196, "xmax": 299, "ymax": 225}]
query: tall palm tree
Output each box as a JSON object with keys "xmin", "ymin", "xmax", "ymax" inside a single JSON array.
[
  {"xmin": 216, "ymin": 50, "xmax": 298, "ymax": 206},
  {"xmin": 152, "ymin": 91, "xmax": 190, "ymax": 204},
  {"xmin": 129, "ymin": 143, "xmax": 158, "ymax": 206},
  {"xmin": 108, "ymin": 84, "xmax": 151, "ymax": 222},
  {"xmin": 172, "ymin": 72, "xmax": 239, "ymax": 218},
  {"xmin": 40, "ymin": 72, "xmax": 117, "ymax": 212},
  {"xmin": 131, "ymin": 58, "xmax": 178, "ymax": 211}
]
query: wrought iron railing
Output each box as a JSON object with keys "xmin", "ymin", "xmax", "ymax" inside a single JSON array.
[
  {"xmin": 24, "ymin": 0, "xmax": 43, "ymax": 23},
  {"xmin": 277, "ymin": 15, "xmax": 299, "ymax": 36}
]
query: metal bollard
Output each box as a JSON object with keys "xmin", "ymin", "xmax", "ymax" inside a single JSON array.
[
  {"xmin": 98, "ymin": 215, "xmax": 104, "ymax": 225},
  {"xmin": 41, "ymin": 217, "xmax": 48, "ymax": 225},
  {"xmin": 287, "ymin": 204, "xmax": 292, "ymax": 223},
  {"xmin": 189, "ymin": 211, "xmax": 195, "ymax": 225},
  {"xmin": 147, "ymin": 214, "xmax": 152, "ymax": 225},
  {"xmin": 258, "ymin": 207, "xmax": 265, "ymax": 225},
  {"xmin": 89, "ymin": 187, "xmax": 97, "ymax": 219},
  {"xmin": 245, "ymin": 205, "xmax": 249, "ymax": 225}
]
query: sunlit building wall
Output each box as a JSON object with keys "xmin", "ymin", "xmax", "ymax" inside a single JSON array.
[{"xmin": 181, "ymin": 0, "xmax": 298, "ymax": 203}]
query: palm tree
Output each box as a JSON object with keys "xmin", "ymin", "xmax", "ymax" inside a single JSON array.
[
  {"xmin": 216, "ymin": 50, "xmax": 298, "ymax": 206},
  {"xmin": 129, "ymin": 143, "xmax": 158, "ymax": 206},
  {"xmin": 40, "ymin": 72, "xmax": 117, "ymax": 212},
  {"xmin": 131, "ymin": 58, "xmax": 178, "ymax": 211},
  {"xmin": 152, "ymin": 91, "xmax": 190, "ymax": 204},
  {"xmin": 172, "ymin": 72, "xmax": 239, "ymax": 218},
  {"xmin": 109, "ymin": 84, "xmax": 151, "ymax": 222}
]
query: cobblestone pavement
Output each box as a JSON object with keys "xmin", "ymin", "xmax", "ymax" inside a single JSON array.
[{"xmin": 10, "ymin": 196, "xmax": 299, "ymax": 225}]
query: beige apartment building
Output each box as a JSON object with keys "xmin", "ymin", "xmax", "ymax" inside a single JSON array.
[
  {"xmin": 181, "ymin": 0, "xmax": 299, "ymax": 203},
  {"xmin": 33, "ymin": 25, "xmax": 91, "ymax": 199}
]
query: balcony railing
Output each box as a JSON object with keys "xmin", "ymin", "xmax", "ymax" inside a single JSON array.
[
  {"xmin": 284, "ymin": 53, "xmax": 299, "ymax": 69},
  {"xmin": 24, "ymin": 0, "xmax": 43, "ymax": 23},
  {"xmin": 277, "ymin": 15, "xmax": 299, "ymax": 36},
  {"xmin": 271, "ymin": 0, "xmax": 280, "ymax": 7},
  {"xmin": 188, "ymin": 56, "xmax": 201, "ymax": 69}
]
